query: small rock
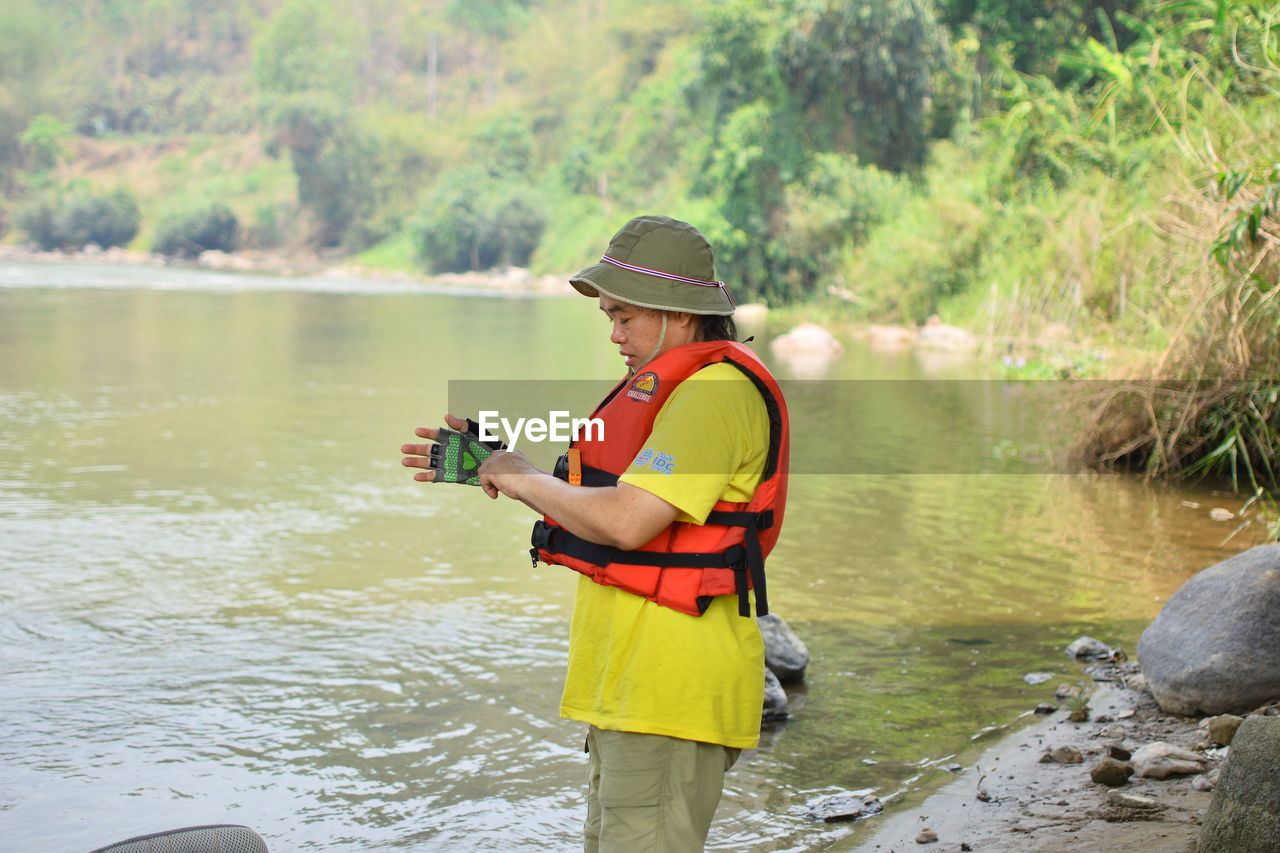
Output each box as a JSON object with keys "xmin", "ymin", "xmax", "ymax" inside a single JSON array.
[
  {"xmin": 1205, "ymin": 713, "xmax": 1244, "ymax": 746},
  {"xmin": 861, "ymin": 758, "xmax": 879, "ymax": 765},
  {"xmin": 1209, "ymin": 507, "xmax": 1235, "ymax": 521},
  {"xmin": 1066, "ymin": 636, "xmax": 1115, "ymax": 661},
  {"xmin": 915, "ymin": 827, "xmax": 938, "ymax": 844},
  {"xmin": 1024, "ymin": 672, "xmax": 1053, "ymax": 684},
  {"xmin": 960, "ymin": 844, "xmax": 972, "ymax": 852},
  {"xmin": 758, "ymin": 613, "xmax": 810, "ymax": 681},
  {"xmin": 1033, "ymin": 703, "xmax": 1057, "ymax": 715},
  {"xmin": 940, "ymin": 762, "xmax": 963, "ymax": 773},
  {"xmin": 975, "ymin": 788, "xmax": 992, "ymax": 802},
  {"xmin": 1107, "ymin": 790, "xmax": 1161, "ymax": 809},
  {"xmin": 916, "ymin": 316, "xmax": 977, "ymax": 352},
  {"xmin": 1041, "ymin": 746, "xmax": 1084, "ymax": 764},
  {"xmin": 805, "ymin": 792, "xmax": 882, "ymax": 822},
  {"xmin": 1090, "ymin": 757, "xmax": 1134, "ymax": 786},
  {"xmin": 1123, "ymin": 672, "xmax": 1150, "ymax": 693},
  {"xmin": 1131, "ymin": 741, "xmax": 1208, "ymax": 778},
  {"xmin": 734, "ymin": 303, "xmax": 769, "ymax": 326},
  {"xmin": 770, "ymin": 324, "xmax": 843, "ymax": 358},
  {"xmin": 762, "ymin": 668, "xmax": 789, "ymax": 720},
  {"xmin": 1192, "ymin": 769, "xmax": 1220, "ymax": 792},
  {"xmin": 1107, "ymin": 743, "xmax": 1133, "ymax": 760},
  {"xmin": 867, "ymin": 324, "xmax": 916, "ymax": 349},
  {"xmin": 1055, "ymin": 683, "xmax": 1082, "ymax": 699},
  {"xmin": 1097, "ymin": 723, "xmax": 1129, "ymax": 739}
]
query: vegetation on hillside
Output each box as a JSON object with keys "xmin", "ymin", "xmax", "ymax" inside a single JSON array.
[{"xmin": 0, "ymin": 0, "xmax": 1276, "ymax": 486}]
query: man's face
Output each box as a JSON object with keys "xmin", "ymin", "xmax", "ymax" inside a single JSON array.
[{"xmin": 599, "ymin": 294, "xmax": 665, "ymax": 371}]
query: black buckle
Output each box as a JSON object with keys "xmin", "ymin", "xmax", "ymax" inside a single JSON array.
[
  {"xmin": 723, "ymin": 543, "xmax": 747, "ymax": 568},
  {"xmin": 551, "ymin": 453, "xmax": 570, "ymax": 481},
  {"xmin": 530, "ymin": 520, "xmax": 557, "ymax": 552}
]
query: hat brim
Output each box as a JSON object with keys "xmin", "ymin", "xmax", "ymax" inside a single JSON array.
[{"xmin": 570, "ymin": 262, "xmax": 734, "ymax": 316}]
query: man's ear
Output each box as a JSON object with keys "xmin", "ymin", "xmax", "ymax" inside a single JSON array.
[{"xmin": 671, "ymin": 311, "xmax": 698, "ymax": 334}]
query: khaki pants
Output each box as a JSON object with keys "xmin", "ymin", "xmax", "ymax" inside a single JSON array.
[{"xmin": 583, "ymin": 726, "xmax": 742, "ymax": 853}]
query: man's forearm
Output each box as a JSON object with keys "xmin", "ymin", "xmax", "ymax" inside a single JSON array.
[{"xmin": 508, "ymin": 471, "xmax": 633, "ymax": 548}]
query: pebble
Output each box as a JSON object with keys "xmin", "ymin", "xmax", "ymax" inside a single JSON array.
[
  {"xmin": 1090, "ymin": 756, "xmax": 1134, "ymax": 786},
  {"xmin": 1205, "ymin": 714, "xmax": 1244, "ymax": 746},
  {"xmin": 1034, "ymin": 703, "xmax": 1057, "ymax": 715},
  {"xmin": 1066, "ymin": 636, "xmax": 1115, "ymax": 661},
  {"xmin": 805, "ymin": 792, "xmax": 882, "ymax": 822},
  {"xmin": 1055, "ymin": 683, "xmax": 1082, "ymax": 699},
  {"xmin": 1192, "ymin": 772, "xmax": 1218, "ymax": 792},
  {"xmin": 1131, "ymin": 741, "xmax": 1208, "ymax": 778},
  {"xmin": 1040, "ymin": 746, "xmax": 1083, "ymax": 764},
  {"xmin": 1106, "ymin": 790, "xmax": 1161, "ymax": 809},
  {"xmin": 915, "ymin": 827, "xmax": 938, "ymax": 844}
]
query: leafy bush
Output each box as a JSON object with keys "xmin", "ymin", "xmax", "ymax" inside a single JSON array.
[
  {"xmin": 16, "ymin": 188, "xmax": 140, "ymax": 250},
  {"xmin": 153, "ymin": 203, "xmax": 239, "ymax": 257},
  {"xmin": 412, "ymin": 167, "xmax": 546, "ymax": 273},
  {"xmin": 56, "ymin": 189, "xmax": 140, "ymax": 249},
  {"xmin": 14, "ymin": 197, "xmax": 59, "ymax": 249}
]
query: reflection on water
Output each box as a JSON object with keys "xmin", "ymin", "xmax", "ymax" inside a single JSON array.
[{"xmin": 0, "ymin": 264, "xmax": 1257, "ymax": 851}]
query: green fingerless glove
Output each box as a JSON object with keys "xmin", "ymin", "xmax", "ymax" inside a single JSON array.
[{"xmin": 427, "ymin": 419, "xmax": 507, "ymax": 485}]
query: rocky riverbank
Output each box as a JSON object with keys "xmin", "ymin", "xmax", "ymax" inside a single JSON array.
[{"xmin": 849, "ymin": 659, "xmax": 1276, "ymax": 852}]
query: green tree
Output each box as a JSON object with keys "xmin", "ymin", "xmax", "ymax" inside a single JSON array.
[
  {"xmin": 19, "ymin": 113, "xmax": 73, "ymax": 174},
  {"xmin": 254, "ymin": 0, "xmax": 363, "ymax": 100},
  {"xmin": 0, "ymin": 0, "xmax": 62, "ymax": 187},
  {"xmin": 263, "ymin": 93, "xmax": 378, "ymax": 246},
  {"xmin": 775, "ymin": 0, "xmax": 950, "ymax": 172}
]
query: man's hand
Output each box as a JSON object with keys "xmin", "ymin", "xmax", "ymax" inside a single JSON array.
[
  {"xmin": 476, "ymin": 450, "xmax": 540, "ymax": 500},
  {"xmin": 401, "ymin": 414, "xmax": 498, "ymax": 485}
]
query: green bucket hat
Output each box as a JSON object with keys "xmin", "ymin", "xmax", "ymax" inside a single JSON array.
[{"xmin": 570, "ymin": 215, "xmax": 735, "ymax": 315}]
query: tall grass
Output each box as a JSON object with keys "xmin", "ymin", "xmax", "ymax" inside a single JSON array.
[{"xmin": 1065, "ymin": 79, "xmax": 1280, "ymax": 490}]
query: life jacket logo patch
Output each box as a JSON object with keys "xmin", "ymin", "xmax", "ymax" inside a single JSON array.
[{"xmin": 626, "ymin": 371, "xmax": 659, "ymax": 403}]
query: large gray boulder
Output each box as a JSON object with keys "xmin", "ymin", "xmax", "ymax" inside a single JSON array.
[
  {"xmin": 1197, "ymin": 715, "xmax": 1280, "ymax": 852},
  {"xmin": 1137, "ymin": 545, "xmax": 1280, "ymax": 716}
]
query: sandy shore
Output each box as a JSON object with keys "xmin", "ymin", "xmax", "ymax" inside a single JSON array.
[{"xmin": 851, "ymin": 669, "xmax": 1218, "ymax": 852}]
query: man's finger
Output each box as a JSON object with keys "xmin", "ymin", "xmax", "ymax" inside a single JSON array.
[
  {"xmin": 401, "ymin": 442, "xmax": 434, "ymax": 456},
  {"xmin": 414, "ymin": 426, "xmax": 440, "ymax": 440},
  {"xmin": 414, "ymin": 470, "xmax": 440, "ymax": 482},
  {"xmin": 401, "ymin": 456, "xmax": 434, "ymax": 470}
]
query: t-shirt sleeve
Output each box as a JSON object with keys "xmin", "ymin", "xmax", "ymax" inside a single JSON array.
[{"xmin": 618, "ymin": 363, "xmax": 768, "ymax": 524}]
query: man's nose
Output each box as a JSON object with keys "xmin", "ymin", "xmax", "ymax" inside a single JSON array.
[{"xmin": 610, "ymin": 324, "xmax": 625, "ymax": 344}]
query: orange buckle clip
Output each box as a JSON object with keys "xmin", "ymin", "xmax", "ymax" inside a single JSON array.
[{"xmin": 568, "ymin": 448, "xmax": 582, "ymax": 486}]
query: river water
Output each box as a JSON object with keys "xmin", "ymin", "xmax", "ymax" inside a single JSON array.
[{"xmin": 0, "ymin": 261, "xmax": 1255, "ymax": 851}]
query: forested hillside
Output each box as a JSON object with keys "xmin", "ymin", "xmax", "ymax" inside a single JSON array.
[{"xmin": 1, "ymin": 0, "xmax": 1277, "ymax": 484}]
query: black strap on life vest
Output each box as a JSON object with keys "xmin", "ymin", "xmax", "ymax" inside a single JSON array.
[{"xmin": 530, "ymin": 509, "xmax": 772, "ymax": 617}]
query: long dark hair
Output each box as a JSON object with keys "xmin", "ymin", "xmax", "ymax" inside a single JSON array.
[{"xmin": 695, "ymin": 313, "xmax": 738, "ymax": 342}]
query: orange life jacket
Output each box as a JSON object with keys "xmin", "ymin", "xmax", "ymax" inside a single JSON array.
[{"xmin": 529, "ymin": 340, "xmax": 789, "ymax": 617}]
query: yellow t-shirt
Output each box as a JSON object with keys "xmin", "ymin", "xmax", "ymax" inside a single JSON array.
[{"xmin": 559, "ymin": 362, "xmax": 770, "ymax": 749}]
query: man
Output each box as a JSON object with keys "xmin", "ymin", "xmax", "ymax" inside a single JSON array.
[{"xmin": 401, "ymin": 215, "xmax": 789, "ymax": 852}]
